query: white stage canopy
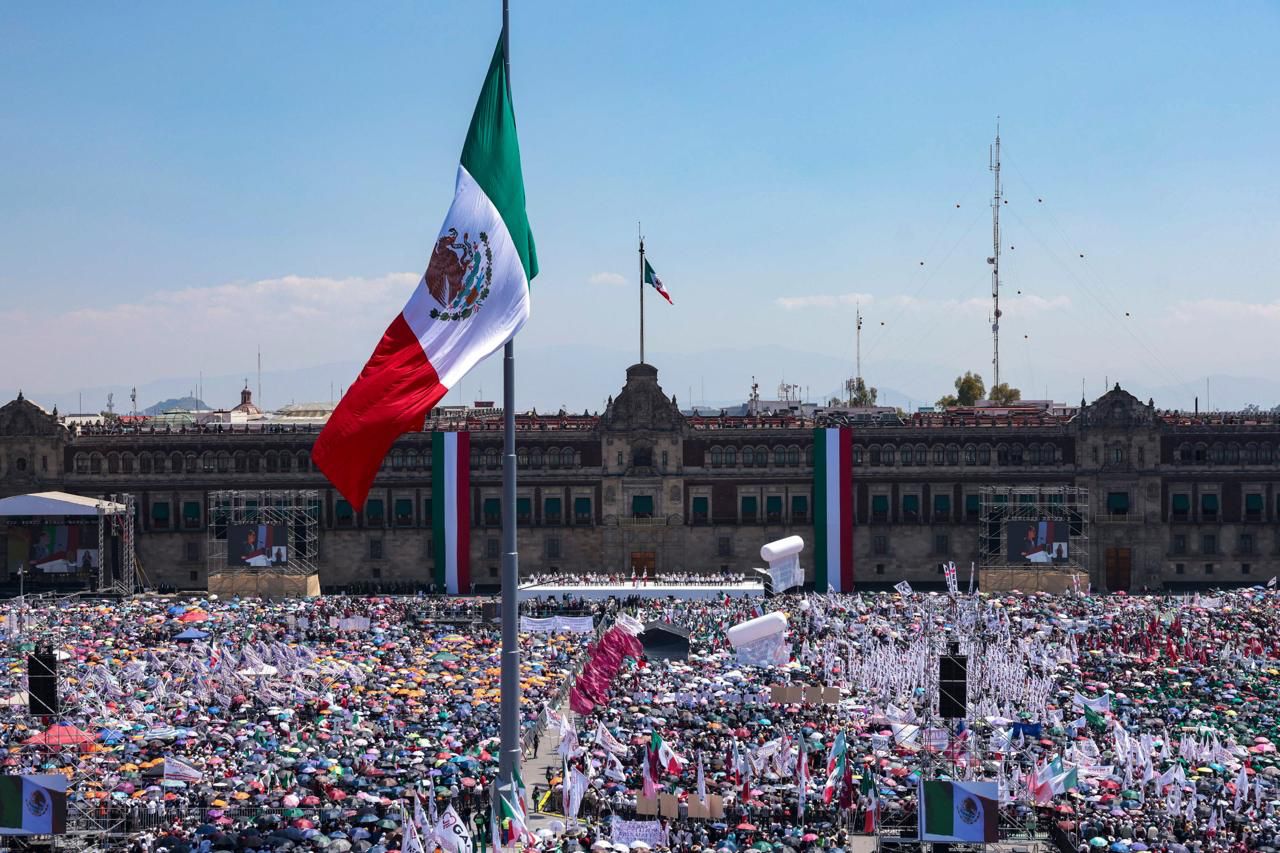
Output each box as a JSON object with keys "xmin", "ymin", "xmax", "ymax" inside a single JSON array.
[{"xmin": 0, "ymin": 491, "xmax": 126, "ymax": 517}]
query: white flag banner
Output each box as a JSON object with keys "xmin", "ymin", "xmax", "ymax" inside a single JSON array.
[
  {"xmin": 894, "ymin": 580, "xmax": 914, "ymax": 597},
  {"xmin": 434, "ymin": 805, "xmax": 473, "ymax": 853}
]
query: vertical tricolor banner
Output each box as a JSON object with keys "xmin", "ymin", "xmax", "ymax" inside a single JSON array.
[
  {"xmin": 431, "ymin": 431, "xmax": 471, "ymax": 594},
  {"xmin": 813, "ymin": 427, "xmax": 854, "ymax": 593}
]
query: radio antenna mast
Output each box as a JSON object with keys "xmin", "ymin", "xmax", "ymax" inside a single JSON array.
[{"xmin": 989, "ymin": 119, "xmax": 1002, "ymax": 390}]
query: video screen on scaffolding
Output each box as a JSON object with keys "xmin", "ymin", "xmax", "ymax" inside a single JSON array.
[
  {"xmin": 226, "ymin": 523, "xmax": 289, "ymax": 568},
  {"xmin": 1007, "ymin": 519, "xmax": 1070, "ymax": 565}
]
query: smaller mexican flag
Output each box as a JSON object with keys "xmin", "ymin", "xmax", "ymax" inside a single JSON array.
[
  {"xmin": 918, "ymin": 780, "xmax": 998, "ymax": 843},
  {"xmin": 649, "ymin": 731, "xmax": 686, "ymax": 774},
  {"xmin": 643, "ymin": 258, "xmax": 673, "ymax": 304},
  {"xmin": 822, "ymin": 730, "xmax": 847, "ymax": 804}
]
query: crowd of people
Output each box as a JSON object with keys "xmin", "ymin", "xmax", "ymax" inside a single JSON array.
[
  {"xmin": 544, "ymin": 588, "xmax": 1280, "ymax": 853},
  {"xmin": 521, "ymin": 572, "xmax": 753, "ymax": 588},
  {"xmin": 6, "ymin": 586, "xmax": 1280, "ymax": 852},
  {"xmin": 0, "ymin": 595, "xmax": 584, "ymax": 852}
]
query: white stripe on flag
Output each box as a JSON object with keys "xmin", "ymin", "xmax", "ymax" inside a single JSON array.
[
  {"xmin": 443, "ymin": 433, "xmax": 459, "ymax": 594},
  {"xmin": 824, "ymin": 431, "xmax": 843, "ymax": 592}
]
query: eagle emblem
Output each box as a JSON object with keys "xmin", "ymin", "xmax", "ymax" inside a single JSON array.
[
  {"xmin": 26, "ymin": 788, "xmax": 49, "ymax": 817},
  {"xmin": 425, "ymin": 228, "xmax": 493, "ymax": 321}
]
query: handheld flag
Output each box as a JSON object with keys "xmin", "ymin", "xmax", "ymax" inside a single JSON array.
[{"xmin": 313, "ymin": 36, "xmax": 538, "ymax": 508}]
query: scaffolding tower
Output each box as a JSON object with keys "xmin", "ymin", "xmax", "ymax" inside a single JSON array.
[
  {"xmin": 978, "ymin": 484, "xmax": 1090, "ymax": 578},
  {"xmin": 206, "ymin": 489, "xmax": 320, "ymax": 577}
]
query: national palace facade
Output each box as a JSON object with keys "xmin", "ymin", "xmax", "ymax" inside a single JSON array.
[{"xmin": 3, "ymin": 362, "xmax": 1280, "ymax": 593}]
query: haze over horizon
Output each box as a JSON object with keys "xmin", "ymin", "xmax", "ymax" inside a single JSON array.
[{"xmin": 3, "ymin": 2, "xmax": 1277, "ymax": 414}]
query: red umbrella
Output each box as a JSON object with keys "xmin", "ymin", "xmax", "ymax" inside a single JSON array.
[
  {"xmin": 25, "ymin": 724, "xmax": 95, "ymax": 748},
  {"xmin": 736, "ymin": 823, "xmax": 757, "ymax": 832}
]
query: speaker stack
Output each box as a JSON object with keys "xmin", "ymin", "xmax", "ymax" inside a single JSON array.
[
  {"xmin": 938, "ymin": 648, "xmax": 968, "ymax": 719},
  {"xmin": 27, "ymin": 651, "xmax": 59, "ymax": 717}
]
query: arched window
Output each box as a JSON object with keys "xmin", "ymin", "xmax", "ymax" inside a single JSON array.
[
  {"xmin": 1176, "ymin": 443, "xmax": 1190, "ymax": 464},
  {"xmin": 572, "ymin": 451, "xmax": 582, "ymax": 467},
  {"xmin": 170, "ymin": 452, "xmax": 183, "ymax": 474},
  {"xmin": 202, "ymin": 451, "xmax": 216, "ymax": 473},
  {"xmin": 1261, "ymin": 443, "xmax": 1273, "ymax": 465},
  {"xmin": 185, "ymin": 452, "xmax": 198, "ymax": 473},
  {"xmin": 137, "ymin": 454, "xmax": 151, "ymax": 474},
  {"xmin": 247, "ymin": 452, "xmax": 261, "ymax": 473},
  {"xmin": 217, "ymin": 451, "xmax": 231, "ymax": 473},
  {"xmin": 107, "ymin": 452, "xmax": 120, "ymax": 474},
  {"xmin": 530, "ymin": 448, "xmax": 543, "ymax": 468},
  {"xmin": 74, "ymin": 453, "xmax": 89, "ymax": 475},
  {"xmin": 774, "ymin": 446, "xmax": 788, "ymax": 466},
  {"xmin": 233, "ymin": 452, "xmax": 246, "ymax": 473},
  {"xmin": 470, "ymin": 448, "xmax": 481, "ymax": 469},
  {"xmin": 1193, "ymin": 443, "xmax": 1207, "ymax": 463},
  {"xmin": 154, "ymin": 452, "xmax": 166, "ymax": 473},
  {"xmin": 852, "ymin": 445, "xmax": 863, "ymax": 465},
  {"xmin": 978, "ymin": 444, "xmax": 991, "ymax": 465},
  {"xmin": 1226, "ymin": 443, "xmax": 1240, "ymax": 464},
  {"xmin": 869, "ymin": 446, "xmax": 881, "ymax": 466},
  {"xmin": 1009, "ymin": 444, "xmax": 1024, "ymax": 465},
  {"xmin": 995, "ymin": 444, "xmax": 1009, "ymax": 466},
  {"xmin": 1209, "ymin": 443, "xmax": 1225, "ymax": 464},
  {"xmin": 964, "ymin": 444, "xmax": 977, "ymax": 466},
  {"xmin": 298, "ymin": 451, "xmax": 310, "ymax": 472},
  {"xmin": 724, "ymin": 446, "xmax": 737, "ymax": 466},
  {"xmin": 517, "ymin": 448, "xmax": 529, "ymax": 467},
  {"xmin": 900, "ymin": 445, "xmax": 914, "ymax": 466},
  {"xmin": 945, "ymin": 445, "xmax": 960, "ymax": 466},
  {"xmin": 742, "ymin": 446, "xmax": 755, "ymax": 467},
  {"xmin": 390, "ymin": 449, "xmax": 405, "ymax": 470},
  {"xmin": 881, "ymin": 445, "xmax": 894, "ymax": 466},
  {"xmin": 916, "ymin": 444, "xmax": 929, "ymax": 466},
  {"xmin": 1026, "ymin": 444, "xmax": 1040, "ymax": 466},
  {"xmin": 265, "ymin": 451, "xmax": 279, "ymax": 473},
  {"xmin": 485, "ymin": 448, "xmax": 499, "ymax": 469},
  {"xmin": 758, "ymin": 445, "xmax": 769, "ymax": 467},
  {"xmin": 710, "ymin": 447, "xmax": 723, "ymax": 467},
  {"xmin": 932, "ymin": 445, "xmax": 945, "ymax": 465},
  {"xmin": 1244, "ymin": 443, "xmax": 1258, "ymax": 465}
]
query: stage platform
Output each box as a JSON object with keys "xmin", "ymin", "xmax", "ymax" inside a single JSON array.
[
  {"xmin": 208, "ymin": 570, "xmax": 320, "ymax": 599},
  {"xmin": 516, "ymin": 581, "xmax": 765, "ymax": 602},
  {"xmin": 980, "ymin": 566, "xmax": 1087, "ymax": 595}
]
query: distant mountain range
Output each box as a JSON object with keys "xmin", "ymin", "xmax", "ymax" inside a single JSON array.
[
  {"xmin": 143, "ymin": 397, "xmax": 208, "ymax": 416},
  {"xmin": 6, "ymin": 349, "xmax": 1280, "ymax": 418}
]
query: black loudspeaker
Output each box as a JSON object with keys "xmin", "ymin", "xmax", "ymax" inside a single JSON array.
[
  {"xmin": 938, "ymin": 653, "xmax": 968, "ymax": 719},
  {"xmin": 481, "ymin": 602, "xmax": 500, "ymax": 623},
  {"xmin": 27, "ymin": 653, "xmax": 59, "ymax": 716}
]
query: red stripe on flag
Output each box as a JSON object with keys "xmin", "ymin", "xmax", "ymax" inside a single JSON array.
[
  {"xmin": 839, "ymin": 427, "xmax": 854, "ymax": 591},
  {"xmin": 313, "ymin": 313, "xmax": 448, "ymax": 507},
  {"xmin": 455, "ymin": 431, "xmax": 471, "ymax": 593}
]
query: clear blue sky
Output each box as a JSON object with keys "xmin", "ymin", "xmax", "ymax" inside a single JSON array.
[{"xmin": 2, "ymin": 2, "xmax": 1278, "ymax": 411}]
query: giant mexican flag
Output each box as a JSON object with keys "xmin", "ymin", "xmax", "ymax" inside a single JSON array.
[
  {"xmin": 918, "ymin": 780, "xmax": 999, "ymax": 843},
  {"xmin": 432, "ymin": 431, "xmax": 471, "ymax": 594},
  {"xmin": 314, "ymin": 37, "xmax": 537, "ymax": 509},
  {"xmin": 813, "ymin": 427, "xmax": 853, "ymax": 592}
]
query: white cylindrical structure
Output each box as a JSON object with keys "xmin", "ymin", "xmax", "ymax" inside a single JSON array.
[
  {"xmin": 760, "ymin": 535, "xmax": 804, "ymax": 564},
  {"xmin": 725, "ymin": 611, "xmax": 788, "ymax": 650}
]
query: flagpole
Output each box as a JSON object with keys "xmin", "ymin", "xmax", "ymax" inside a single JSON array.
[
  {"xmin": 639, "ymin": 228, "xmax": 645, "ymax": 364},
  {"xmin": 498, "ymin": 0, "xmax": 522, "ymax": 807}
]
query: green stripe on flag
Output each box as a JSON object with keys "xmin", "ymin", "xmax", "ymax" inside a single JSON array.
[
  {"xmin": 460, "ymin": 39, "xmax": 538, "ymax": 284},
  {"xmin": 432, "ymin": 433, "xmax": 447, "ymax": 590},
  {"xmin": 813, "ymin": 428, "xmax": 828, "ymax": 593},
  {"xmin": 923, "ymin": 781, "xmax": 954, "ymax": 836},
  {"xmin": 0, "ymin": 776, "xmax": 21, "ymax": 829}
]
